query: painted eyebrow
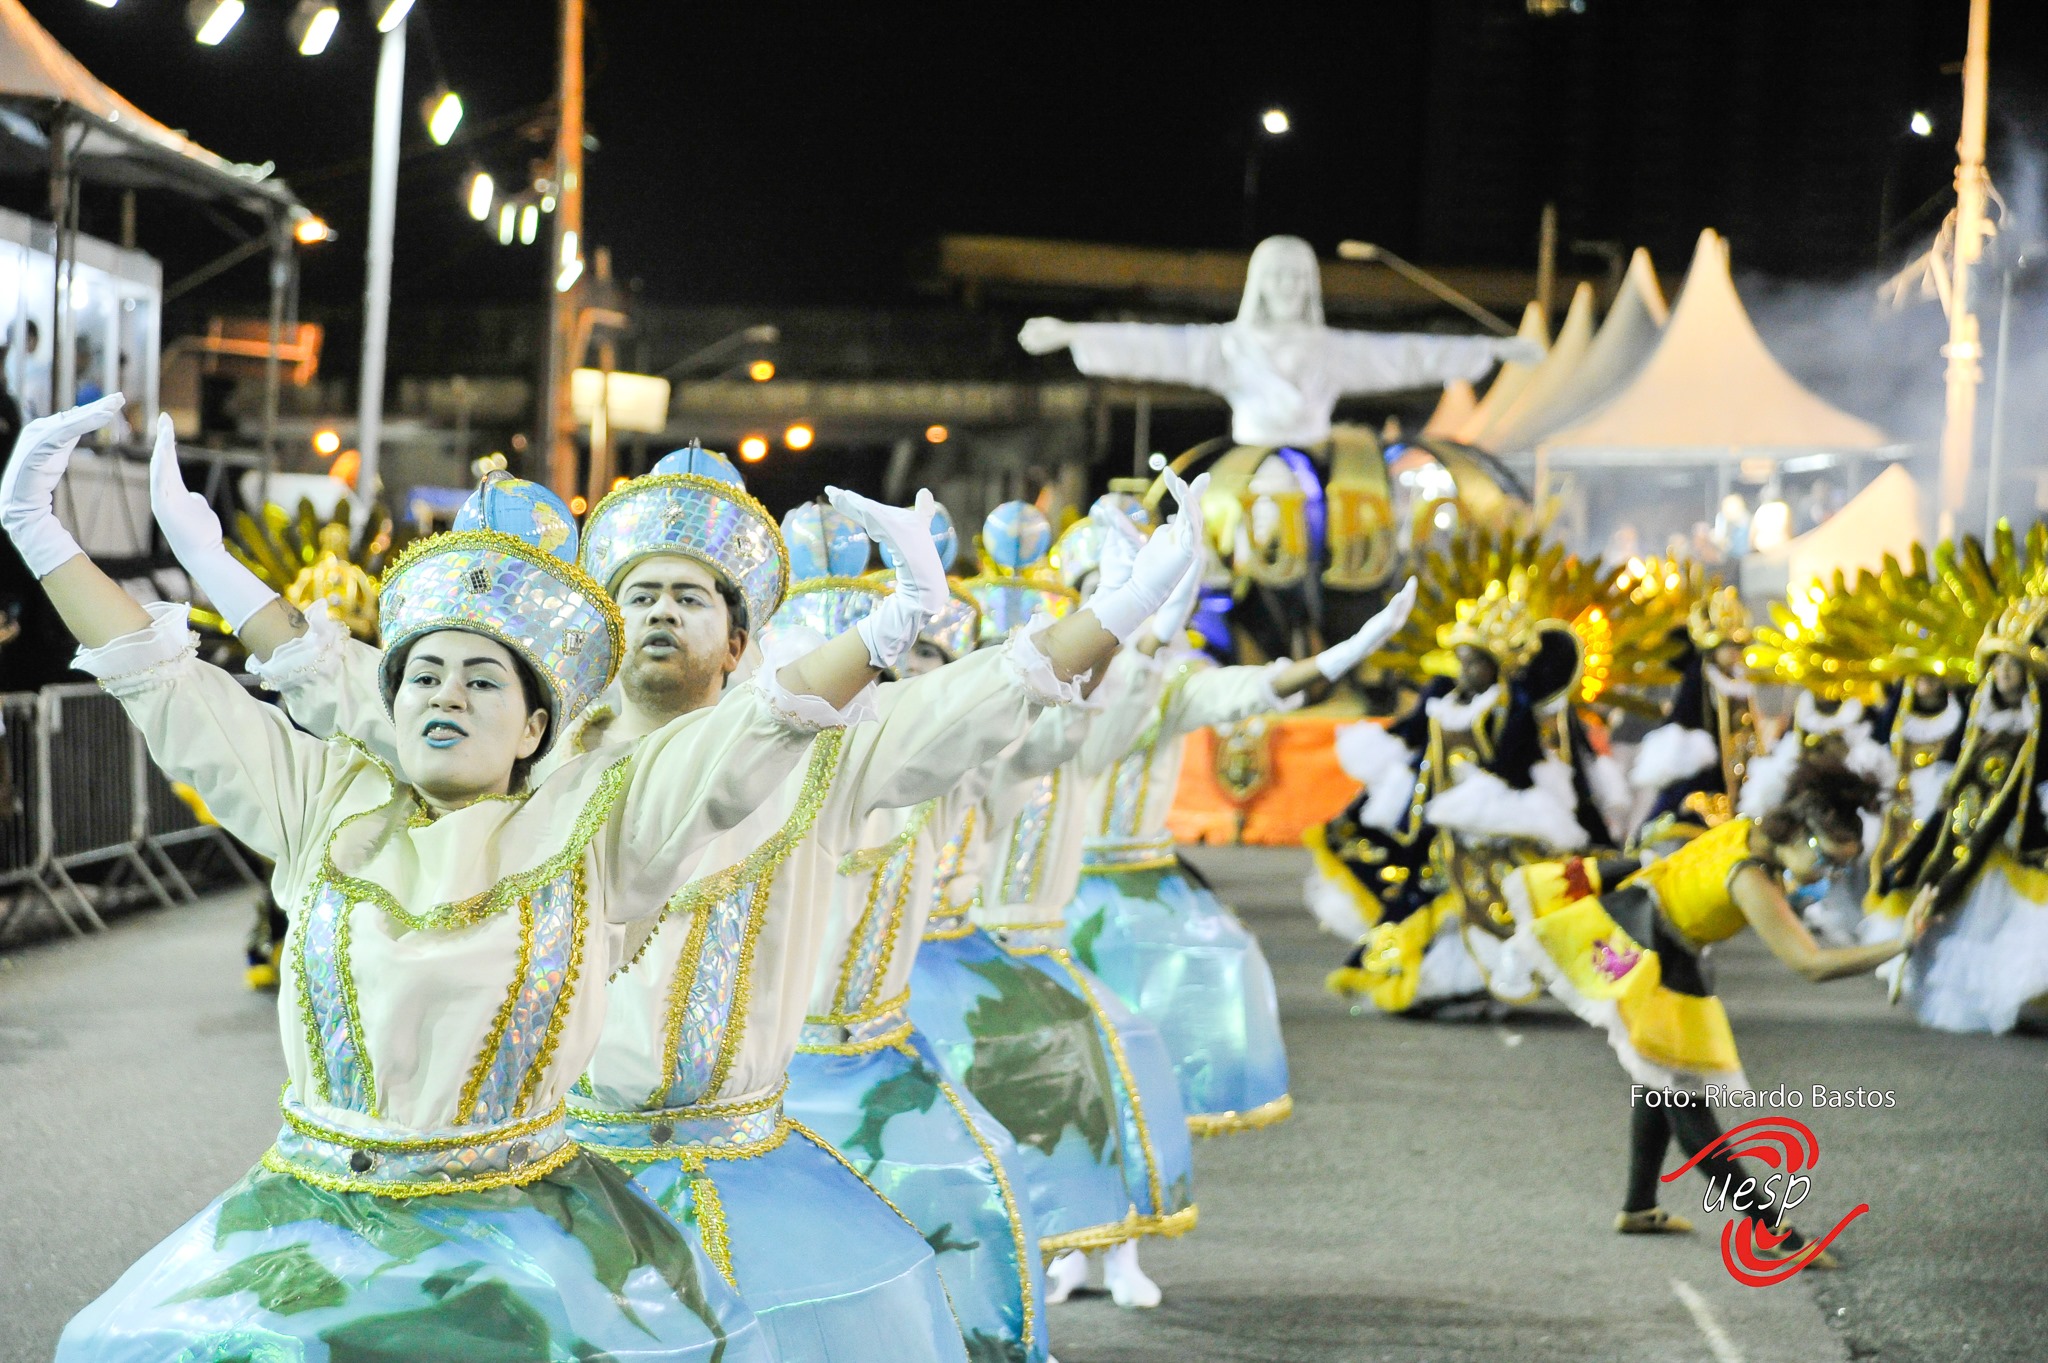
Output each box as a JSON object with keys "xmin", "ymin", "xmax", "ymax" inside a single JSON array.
[
  {"xmin": 462, "ymin": 657, "xmax": 510, "ymax": 670},
  {"xmin": 624, "ymin": 578, "xmax": 711, "ymax": 594}
]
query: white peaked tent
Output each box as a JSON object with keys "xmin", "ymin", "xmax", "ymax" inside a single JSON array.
[
  {"xmin": 1420, "ymin": 377, "xmax": 1477, "ymax": 437},
  {"xmin": 1742, "ymin": 464, "xmax": 1921, "ymax": 598},
  {"xmin": 1452, "ymin": 301, "xmax": 1549, "ymax": 444},
  {"xmin": 1470, "ymin": 281, "xmax": 1596, "ymax": 451},
  {"xmin": 1534, "ymin": 230, "xmax": 1886, "ymax": 470},
  {"xmin": 1485, "ymin": 249, "xmax": 1668, "ymax": 454}
]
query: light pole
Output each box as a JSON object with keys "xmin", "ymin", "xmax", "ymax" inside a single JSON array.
[
  {"xmin": 354, "ymin": 11, "xmax": 407, "ymax": 519},
  {"xmin": 1335, "ymin": 240, "xmax": 1519, "ymax": 335},
  {"xmin": 1242, "ymin": 107, "xmax": 1289, "ymax": 244},
  {"xmin": 540, "ymin": 0, "xmax": 587, "ymax": 499},
  {"xmin": 1937, "ymin": 0, "xmax": 1991, "ymax": 540}
]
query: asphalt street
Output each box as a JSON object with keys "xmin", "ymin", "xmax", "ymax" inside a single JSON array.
[{"xmin": 2, "ymin": 846, "xmax": 2043, "ymax": 1363}]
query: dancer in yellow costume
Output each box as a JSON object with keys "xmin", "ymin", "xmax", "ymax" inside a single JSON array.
[{"xmin": 1494, "ymin": 756, "xmax": 1926, "ymax": 1253}]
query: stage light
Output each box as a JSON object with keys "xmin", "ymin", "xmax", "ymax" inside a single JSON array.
[
  {"xmin": 188, "ymin": 0, "xmax": 244, "ymax": 46},
  {"xmin": 784, "ymin": 424, "xmax": 814, "ymax": 451},
  {"xmin": 1147, "ymin": 452, "xmax": 1167, "ymax": 471},
  {"xmin": 467, "ymin": 171, "xmax": 493, "ymax": 221},
  {"xmin": 293, "ymin": 215, "xmax": 333, "ymax": 245},
  {"xmin": 556, "ymin": 230, "xmax": 583, "ymax": 291},
  {"xmin": 373, "ymin": 0, "xmax": 414, "ymax": 33},
  {"xmin": 519, "ymin": 203, "xmax": 539, "ymax": 245},
  {"xmin": 289, "ymin": 1, "xmax": 339, "ymax": 55},
  {"xmin": 425, "ymin": 90, "xmax": 464, "ymax": 145},
  {"xmin": 84, "ymin": 0, "xmax": 119, "ymax": 9},
  {"xmin": 498, "ymin": 203, "xmax": 517, "ymax": 245},
  {"xmin": 312, "ymin": 428, "xmax": 341, "ymax": 456},
  {"xmin": 748, "ymin": 360, "xmax": 775, "ymax": 382},
  {"xmin": 739, "ymin": 436, "xmax": 769, "ymax": 463},
  {"xmin": 540, "ymin": 193, "xmax": 557, "ymax": 213},
  {"xmin": 1909, "ymin": 111, "xmax": 1933, "ymax": 137},
  {"xmin": 569, "ymin": 495, "xmax": 588, "ymax": 515},
  {"xmin": 925, "ymin": 424, "xmax": 949, "ymax": 444},
  {"xmin": 1260, "ymin": 107, "xmax": 1290, "ymax": 136}
]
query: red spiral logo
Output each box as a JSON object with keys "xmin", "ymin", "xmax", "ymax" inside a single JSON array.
[
  {"xmin": 1721, "ymin": 1206, "xmax": 1870, "ymax": 1286},
  {"xmin": 1660, "ymin": 1115, "xmax": 1821, "ymax": 1182}
]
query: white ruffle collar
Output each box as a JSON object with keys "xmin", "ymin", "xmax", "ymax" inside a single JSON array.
[
  {"xmin": 1794, "ymin": 692, "xmax": 1865, "ymax": 736},
  {"xmin": 1898, "ymin": 696, "xmax": 1961, "ymax": 744},
  {"xmin": 1705, "ymin": 665, "xmax": 1753, "ymax": 700},
  {"xmin": 1977, "ymin": 691, "xmax": 2037, "ymax": 736},
  {"xmin": 1426, "ymin": 682, "xmax": 1502, "ymax": 731}
]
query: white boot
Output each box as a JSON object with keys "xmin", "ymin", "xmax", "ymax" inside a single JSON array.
[
  {"xmin": 1044, "ymin": 1249, "xmax": 1089, "ymax": 1305},
  {"xmin": 1103, "ymin": 1239, "xmax": 1161, "ymax": 1308}
]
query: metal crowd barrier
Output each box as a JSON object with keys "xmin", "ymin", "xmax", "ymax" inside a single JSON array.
[{"xmin": 0, "ymin": 682, "xmax": 262, "ymax": 944}]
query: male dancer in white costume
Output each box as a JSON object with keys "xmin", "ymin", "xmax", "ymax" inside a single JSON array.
[{"xmin": 151, "ymin": 442, "xmax": 1209, "ymax": 1359}]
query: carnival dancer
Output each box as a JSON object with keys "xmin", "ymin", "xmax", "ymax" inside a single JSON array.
[
  {"xmin": 163, "ymin": 444, "xmax": 1209, "ymax": 1359},
  {"xmin": 1864, "ymin": 673, "xmax": 1964, "ymax": 922},
  {"xmin": 902, "ymin": 501, "xmax": 1188, "ymax": 1310},
  {"xmin": 1630, "ymin": 585, "xmax": 1762, "ymax": 844},
  {"xmin": 1312, "ymin": 579, "xmax": 1592, "ymax": 1015},
  {"xmin": 784, "ymin": 535, "xmax": 1053, "ymax": 1363},
  {"xmin": 1874, "ymin": 597, "xmax": 2048, "ymax": 1033},
  {"xmin": 1493, "ymin": 757, "xmax": 1926, "ymax": 1255},
  {"xmin": 12, "ymin": 402, "xmax": 911, "ymax": 1362},
  {"xmin": 1061, "ymin": 504, "xmax": 1421, "ymax": 1131}
]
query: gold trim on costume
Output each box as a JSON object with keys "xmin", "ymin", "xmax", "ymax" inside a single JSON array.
[
  {"xmin": 1187, "ymin": 1093, "xmax": 1294, "ymax": 1138},
  {"xmin": 1037, "ymin": 1205, "xmax": 1200, "ymax": 1257}
]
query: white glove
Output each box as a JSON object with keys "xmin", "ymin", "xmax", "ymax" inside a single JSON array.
[
  {"xmin": 1091, "ymin": 470, "xmax": 1208, "ymax": 642},
  {"xmin": 1314, "ymin": 576, "xmax": 1418, "ymax": 681},
  {"xmin": 1150, "ymin": 557, "xmax": 1204, "ymax": 645},
  {"xmin": 826, "ymin": 485, "xmax": 945, "ymax": 669},
  {"xmin": 1091, "ymin": 501, "xmax": 1143, "ymax": 595},
  {"xmin": 148, "ymin": 414, "xmax": 278, "ymax": 632},
  {"xmin": 0, "ymin": 394, "xmax": 126, "ymax": 578}
]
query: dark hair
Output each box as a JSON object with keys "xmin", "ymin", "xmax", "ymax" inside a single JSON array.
[
  {"xmin": 506, "ymin": 653, "xmax": 551, "ymax": 791},
  {"xmin": 1757, "ymin": 755, "xmax": 1880, "ymax": 847},
  {"xmin": 712, "ymin": 574, "xmax": 749, "ymax": 637}
]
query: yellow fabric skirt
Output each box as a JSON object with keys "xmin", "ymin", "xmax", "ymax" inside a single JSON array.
[{"xmin": 1500, "ymin": 860, "xmax": 1746, "ymax": 1092}]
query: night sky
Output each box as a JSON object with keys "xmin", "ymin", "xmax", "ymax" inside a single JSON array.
[{"xmin": 18, "ymin": 0, "xmax": 2048, "ymax": 318}]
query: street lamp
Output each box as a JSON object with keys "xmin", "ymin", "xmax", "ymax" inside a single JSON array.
[
  {"xmin": 187, "ymin": 0, "xmax": 244, "ymax": 45},
  {"xmin": 289, "ymin": 1, "xmax": 339, "ymax": 55},
  {"xmin": 1243, "ymin": 106, "xmax": 1291, "ymax": 242},
  {"xmin": 467, "ymin": 171, "xmax": 493, "ymax": 221},
  {"xmin": 739, "ymin": 435, "xmax": 769, "ymax": 463},
  {"xmin": 373, "ymin": 0, "xmax": 414, "ymax": 32},
  {"xmin": 424, "ymin": 89, "xmax": 464, "ymax": 145},
  {"xmin": 519, "ymin": 202, "xmax": 539, "ymax": 245},
  {"xmin": 293, "ymin": 215, "xmax": 333, "ymax": 244},
  {"xmin": 1909, "ymin": 110, "xmax": 1934, "ymax": 137},
  {"xmin": 1260, "ymin": 107, "xmax": 1290, "ymax": 136},
  {"xmin": 785, "ymin": 423, "xmax": 814, "ymax": 450},
  {"xmin": 1336, "ymin": 239, "xmax": 1518, "ymax": 335},
  {"xmin": 497, "ymin": 202, "xmax": 517, "ymax": 245}
]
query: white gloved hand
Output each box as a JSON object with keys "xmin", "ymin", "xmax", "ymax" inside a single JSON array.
[
  {"xmin": 1091, "ymin": 501, "xmax": 1143, "ymax": 596},
  {"xmin": 825, "ymin": 485, "xmax": 946, "ymax": 670},
  {"xmin": 149, "ymin": 414, "xmax": 278, "ymax": 631},
  {"xmin": 1090, "ymin": 469, "xmax": 1208, "ymax": 642},
  {"xmin": 0, "ymin": 394, "xmax": 125, "ymax": 578},
  {"xmin": 1150, "ymin": 556, "xmax": 1204, "ymax": 646},
  {"xmin": 1314, "ymin": 576, "xmax": 1418, "ymax": 681}
]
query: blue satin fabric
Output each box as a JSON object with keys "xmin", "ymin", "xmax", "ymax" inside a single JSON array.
[
  {"xmin": 907, "ymin": 926, "xmax": 1195, "ymax": 1245},
  {"xmin": 58, "ymin": 1153, "xmax": 768, "ymax": 1363},
  {"xmin": 615, "ymin": 1125, "xmax": 966, "ymax": 1363},
  {"xmin": 786, "ymin": 1028, "xmax": 1049, "ymax": 1363},
  {"xmin": 1065, "ymin": 860, "xmax": 1291, "ymax": 1123}
]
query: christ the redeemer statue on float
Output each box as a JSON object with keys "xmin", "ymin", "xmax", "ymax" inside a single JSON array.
[{"xmin": 1019, "ymin": 234, "xmax": 1534, "ymax": 660}]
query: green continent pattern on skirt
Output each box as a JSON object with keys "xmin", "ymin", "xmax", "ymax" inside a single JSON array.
[
  {"xmin": 57, "ymin": 1152, "xmax": 768, "ymax": 1363},
  {"xmin": 617, "ymin": 1124, "xmax": 968, "ymax": 1363},
  {"xmin": 786, "ymin": 1028, "xmax": 1049, "ymax": 1363},
  {"xmin": 908, "ymin": 928, "xmax": 1137, "ymax": 1243},
  {"xmin": 1066, "ymin": 862, "xmax": 1291, "ymax": 1124}
]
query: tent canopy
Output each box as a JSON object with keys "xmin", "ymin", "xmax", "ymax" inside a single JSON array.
[
  {"xmin": 1420, "ymin": 377, "xmax": 1476, "ymax": 438},
  {"xmin": 1472, "ymin": 280, "xmax": 1595, "ymax": 451},
  {"xmin": 1537, "ymin": 230, "xmax": 1885, "ymax": 465},
  {"xmin": 0, "ymin": 0, "xmax": 301, "ymax": 217},
  {"xmin": 1483, "ymin": 248, "xmax": 1666, "ymax": 454},
  {"xmin": 1740, "ymin": 464, "xmax": 1921, "ymax": 600},
  {"xmin": 1452, "ymin": 300, "xmax": 1548, "ymax": 444}
]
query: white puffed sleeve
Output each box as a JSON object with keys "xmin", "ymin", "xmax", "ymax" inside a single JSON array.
[
  {"xmin": 1157, "ymin": 657, "xmax": 1301, "ymax": 742},
  {"xmin": 250, "ymin": 601, "xmax": 403, "ymax": 767}
]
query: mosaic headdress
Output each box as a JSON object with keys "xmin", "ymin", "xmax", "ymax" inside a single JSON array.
[
  {"xmin": 579, "ymin": 456, "xmax": 786, "ymax": 633},
  {"xmin": 1050, "ymin": 519, "xmax": 1105, "ymax": 592},
  {"xmin": 1438, "ymin": 579, "xmax": 1542, "ymax": 674},
  {"xmin": 781, "ymin": 502, "xmax": 873, "ymax": 580},
  {"xmin": 965, "ymin": 500, "xmax": 1077, "ymax": 642},
  {"xmin": 378, "ymin": 530, "xmax": 623, "ymax": 755},
  {"xmin": 880, "ymin": 502, "xmax": 960, "ymax": 573},
  {"xmin": 921, "ymin": 580, "xmax": 983, "ymax": 660},
  {"xmin": 452, "ymin": 472, "xmax": 579, "ymax": 561},
  {"xmin": 759, "ymin": 575, "xmax": 888, "ymax": 658}
]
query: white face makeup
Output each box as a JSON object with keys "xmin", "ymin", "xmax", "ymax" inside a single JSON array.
[
  {"xmin": 615, "ymin": 553, "xmax": 744, "ymax": 713},
  {"xmin": 391, "ymin": 630, "xmax": 549, "ymax": 803}
]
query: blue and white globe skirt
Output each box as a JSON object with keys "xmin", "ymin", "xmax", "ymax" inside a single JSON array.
[
  {"xmin": 1064, "ymin": 839, "xmax": 1292, "ymax": 1134},
  {"xmin": 907, "ymin": 914, "xmax": 1197, "ymax": 1256},
  {"xmin": 786, "ymin": 1009, "xmax": 1049, "ymax": 1363},
  {"xmin": 60, "ymin": 1101, "xmax": 768, "ymax": 1363},
  {"xmin": 568, "ymin": 1089, "xmax": 966, "ymax": 1363}
]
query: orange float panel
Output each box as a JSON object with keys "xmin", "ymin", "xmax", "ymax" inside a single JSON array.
[{"xmin": 1166, "ymin": 713, "xmax": 1365, "ymax": 847}]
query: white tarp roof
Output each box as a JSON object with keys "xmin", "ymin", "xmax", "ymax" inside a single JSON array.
[
  {"xmin": 1537, "ymin": 230, "xmax": 1885, "ymax": 465},
  {"xmin": 1471, "ymin": 280, "xmax": 1596, "ymax": 451},
  {"xmin": 0, "ymin": 0, "xmax": 299, "ymax": 214},
  {"xmin": 1452, "ymin": 300, "xmax": 1549, "ymax": 444},
  {"xmin": 1486, "ymin": 248, "xmax": 1667, "ymax": 453},
  {"xmin": 1419, "ymin": 377, "xmax": 1476, "ymax": 437}
]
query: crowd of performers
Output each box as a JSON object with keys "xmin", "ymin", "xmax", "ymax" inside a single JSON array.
[
  {"xmin": 1308, "ymin": 525, "xmax": 2048, "ymax": 1252},
  {"xmin": 1, "ymin": 394, "xmax": 1425, "ymax": 1363}
]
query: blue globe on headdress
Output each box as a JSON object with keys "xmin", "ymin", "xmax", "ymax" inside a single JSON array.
[
  {"xmin": 983, "ymin": 501, "xmax": 1052, "ymax": 574},
  {"xmin": 781, "ymin": 502, "xmax": 871, "ymax": 581},
  {"xmin": 1093, "ymin": 490, "xmax": 1152, "ymax": 529},
  {"xmin": 452, "ymin": 473, "xmax": 579, "ymax": 561},
  {"xmin": 652, "ymin": 442, "xmax": 745, "ymax": 488},
  {"xmin": 879, "ymin": 502, "xmax": 959, "ymax": 573}
]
